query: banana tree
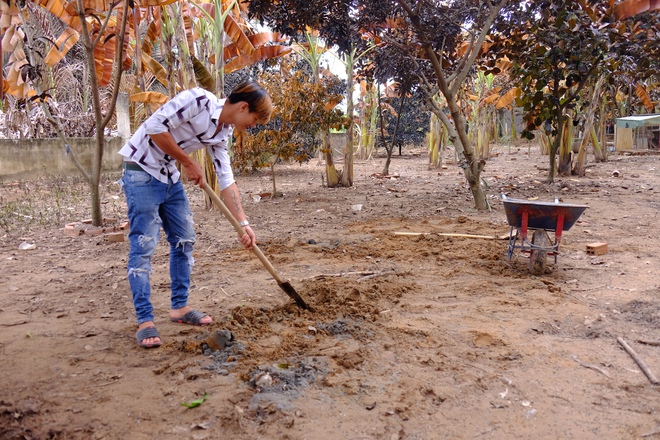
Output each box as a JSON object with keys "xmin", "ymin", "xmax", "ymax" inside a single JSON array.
[
  {"xmin": 428, "ymin": 109, "xmax": 447, "ymax": 170},
  {"xmin": 2, "ymin": 0, "xmax": 135, "ymax": 225},
  {"xmin": 132, "ymin": 0, "xmax": 291, "ymax": 205},
  {"xmin": 2, "ymin": 0, "xmax": 291, "ymax": 218},
  {"xmin": 291, "ymin": 32, "xmax": 342, "ymax": 186},
  {"xmin": 328, "ymin": 41, "xmax": 378, "ymax": 187},
  {"xmin": 467, "ymin": 71, "xmax": 500, "ymax": 160},
  {"xmin": 572, "ymin": 75, "xmax": 605, "ymax": 176},
  {"xmin": 356, "ymin": 79, "xmax": 379, "ymax": 160}
]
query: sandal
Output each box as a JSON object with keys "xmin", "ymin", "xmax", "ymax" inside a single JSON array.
[
  {"xmin": 170, "ymin": 310, "xmax": 211, "ymax": 326},
  {"xmin": 136, "ymin": 326, "xmax": 162, "ymax": 348}
]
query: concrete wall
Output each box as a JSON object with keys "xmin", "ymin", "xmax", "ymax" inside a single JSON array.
[
  {"xmin": 0, "ymin": 137, "xmax": 124, "ymax": 181},
  {"xmin": 615, "ymin": 127, "xmax": 633, "ymax": 151},
  {"xmin": 329, "ymin": 132, "xmax": 347, "ymax": 156},
  {"xmin": 0, "ymin": 133, "xmax": 349, "ymax": 181}
]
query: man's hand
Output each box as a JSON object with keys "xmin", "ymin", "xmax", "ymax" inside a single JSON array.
[
  {"xmin": 182, "ymin": 160, "xmax": 205, "ymax": 187},
  {"xmin": 239, "ymin": 225, "xmax": 256, "ymax": 250}
]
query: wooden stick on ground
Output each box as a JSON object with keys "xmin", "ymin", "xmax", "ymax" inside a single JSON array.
[
  {"xmin": 357, "ymin": 269, "xmax": 395, "ymax": 282},
  {"xmin": 393, "ymin": 232, "xmax": 505, "ymax": 239},
  {"xmin": 617, "ymin": 337, "xmax": 660, "ymax": 385},
  {"xmin": 641, "ymin": 428, "xmax": 660, "ymax": 438},
  {"xmin": 0, "ymin": 320, "xmax": 28, "ymax": 327},
  {"xmin": 570, "ymin": 355, "xmax": 610, "ymax": 378},
  {"xmin": 637, "ymin": 340, "xmax": 660, "ymax": 347},
  {"xmin": 301, "ymin": 271, "xmax": 375, "ymax": 281}
]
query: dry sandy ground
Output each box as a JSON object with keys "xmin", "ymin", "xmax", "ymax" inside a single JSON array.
[{"xmin": 1, "ymin": 144, "xmax": 659, "ymax": 440}]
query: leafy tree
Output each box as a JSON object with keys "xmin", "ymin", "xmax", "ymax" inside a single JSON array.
[
  {"xmin": 235, "ymin": 64, "xmax": 345, "ymax": 197},
  {"xmin": 375, "ymin": 86, "xmax": 428, "ymax": 175},
  {"xmin": 364, "ymin": 0, "xmax": 509, "ymax": 210},
  {"xmin": 249, "ymin": 0, "xmax": 509, "ymax": 210},
  {"xmin": 607, "ymin": 8, "xmax": 660, "ymax": 116},
  {"xmin": 493, "ymin": 1, "xmax": 611, "ymax": 181},
  {"xmin": 381, "ymin": 88, "xmax": 428, "ymax": 148},
  {"xmin": 248, "ymin": 0, "xmax": 366, "ymax": 188}
]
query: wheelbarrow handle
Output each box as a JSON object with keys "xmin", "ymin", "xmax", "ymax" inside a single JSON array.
[{"xmin": 201, "ymin": 182, "xmax": 285, "ymax": 285}]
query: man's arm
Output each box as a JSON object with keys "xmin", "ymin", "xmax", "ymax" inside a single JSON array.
[{"xmin": 221, "ymin": 182, "xmax": 255, "ymax": 249}]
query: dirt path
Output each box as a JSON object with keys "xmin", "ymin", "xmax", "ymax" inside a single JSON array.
[{"xmin": 1, "ymin": 145, "xmax": 659, "ymax": 439}]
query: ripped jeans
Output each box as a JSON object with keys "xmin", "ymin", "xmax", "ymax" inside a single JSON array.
[{"xmin": 120, "ymin": 169, "xmax": 196, "ymax": 324}]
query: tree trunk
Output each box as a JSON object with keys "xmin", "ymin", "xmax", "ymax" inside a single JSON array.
[
  {"xmin": 432, "ymin": 102, "xmax": 487, "ymax": 210},
  {"xmin": 510, "ymin": 107, "xmax": 517, "ymax": 140},
  {"xmin": 79, "ymin": 0, "xmax": 128, "ymax": 225},
  {"xmin": 447, "ymin": 102, "xmax": 487, "ymax": 210},
  {"xmin": 429, "ymin": 113, "xmax": 440, "ymax": 169},
  {"xmin": 558, "ymin": 117, "xmax": 573, "ymax": 175},
  {"xmin": 594, "ymin": 121, "xmax": 607, "ymax": 162},
  {"xmin": 548, "ymin": 136, "xmax": 559, "ymax": 183},
  {"xmin": 377, "ymin": 90, "xmax": 392, "ymax": 176},
  {"xmin": 270, "ymin": 162, "xmax": 278, "ymax": 198},
  {"xmin": 572, "ymin": 118, "xmax": 595, "ymax": 176},
  {"xmin": 324, "ymin": 128, "xmax": 339, "ymax": 187},
  {"xmin": 382, "ymin": 95, "xmax": 405, "ymax": 176},
  {"xmin": 172, "ymin": 4, "xmax": 197, "ymax": 90},
  {"xmin": 162, "ymin": 12, "xmax": 178, "ymax": 98},
  {"xmin": 548, "ymin": 107, "xmax": 564, "ymax": 183},
  {"xmin": 478, "ymin": 120, "xmax": 490, "ymax": 160},
  {"xmin": 572, "ymin": 140, "xmax": 588, "ymax": 176},
  {"xmin": 215, "ymin": 0, "xmax": 225, "ymax": 96},
  {"xmin": 466, "ymin": 161, "xmax": 487, "ymax": 209},
  {"xmin": 364, "ymin": 82, "xmax": 378, "ymax": 160},
  {"xmin": 117, "ymin": 93, "xmax": 131, "ymax": 141},
  {"xmin": 90, "ymin": 153, "xmax": 102, "ymax": 225},
  {"xmin": 341, "ymin": 55, "xmax": 354, "ymax": 187},
  {"xmin": 540, "ymin": 132, "xmax": 550, "ymax": 155}
]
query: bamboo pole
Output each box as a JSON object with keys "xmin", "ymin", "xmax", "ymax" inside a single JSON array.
[
  {"xmin": 393, "ymin": 232, "xmax": 506, "ymax": 240},
  {"xmin": 617, "ymin": 337, "xmax": 659, "ymax": 385}
]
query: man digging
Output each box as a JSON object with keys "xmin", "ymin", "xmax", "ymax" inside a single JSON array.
[{"xmin": 118, "ymin": 81, "xmax": 273, "ymax": 348}]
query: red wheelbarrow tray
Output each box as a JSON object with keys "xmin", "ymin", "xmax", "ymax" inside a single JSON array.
[{"xmin": 502, "ymin": 198, "xmax": 588, "ymax": 232}]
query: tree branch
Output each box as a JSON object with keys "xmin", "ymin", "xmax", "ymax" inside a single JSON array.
[
  {"xmin": 89, "ymin": 0, "xmax": 120, "ymax": 48},
  {"xmin": 100, "ymin": 0, "xmax": 129, "ymax": 130},
  {"xmin": 561, "ymin": 55, "xmax": 604, "ymax": 110},
  {"xmin": 451, "ymin": 1, "xmax": 508, "ymax": 95},
  {"xmin": 17, "ymin": 7, "xmax": 90, "ymax": 181}
]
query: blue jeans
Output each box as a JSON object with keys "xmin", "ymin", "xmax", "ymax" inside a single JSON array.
[{"xmin": 120, "ymin": 169, "xmax": 196, "ymax": 324}]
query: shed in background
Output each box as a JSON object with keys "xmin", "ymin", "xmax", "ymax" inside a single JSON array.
[{"xmin": 615, "ymin": 114, "xmax": 660, "ymax": 150}]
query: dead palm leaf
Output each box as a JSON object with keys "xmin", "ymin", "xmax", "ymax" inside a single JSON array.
[{"xmin": 635, "ymin": 83, "xmax": 655, "ymax": 111}]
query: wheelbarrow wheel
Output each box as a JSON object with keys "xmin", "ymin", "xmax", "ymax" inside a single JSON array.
[{"xmin": 529, "ymin": 229, "xmax": 550, "ymax": 275}]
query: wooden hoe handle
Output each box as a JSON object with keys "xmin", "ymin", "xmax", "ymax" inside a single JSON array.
[{"xmin": 201, "ymin": 183, "xmax": 285, "ymax": 284}]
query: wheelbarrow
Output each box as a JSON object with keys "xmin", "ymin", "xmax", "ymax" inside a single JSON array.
[{"xmin": 502, "ymin": 196, "xmax": 588, "ymax": 274}]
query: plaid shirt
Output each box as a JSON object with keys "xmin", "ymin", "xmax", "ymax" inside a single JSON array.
[{"xmin": 119, "ymin": 87, "xmax": 235, "ymax": 189}]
